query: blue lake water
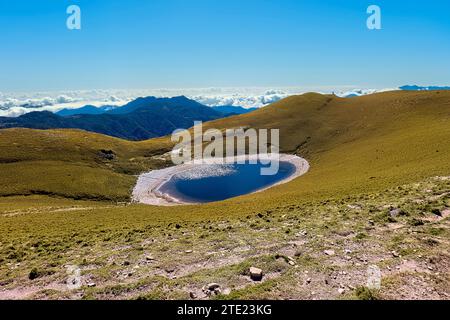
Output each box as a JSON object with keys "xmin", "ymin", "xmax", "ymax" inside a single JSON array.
[{"xmin": 158, "ymin": 161, "xmax": 296, "ymax": 203}]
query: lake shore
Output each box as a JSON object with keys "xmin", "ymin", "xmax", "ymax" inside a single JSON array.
[{"xmin": 132, "ymin": 154, "xmax": 310, "ymax": 206}]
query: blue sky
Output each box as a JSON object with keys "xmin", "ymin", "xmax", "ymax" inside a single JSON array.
[{"xmin": 0, "ymin": 0, "xmax": 449, "ymax": 92}]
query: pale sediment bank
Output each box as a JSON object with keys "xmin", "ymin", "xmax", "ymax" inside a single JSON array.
[{"xmin": 132, "ymin": 154, "xmax": 310, "ymax": 206}]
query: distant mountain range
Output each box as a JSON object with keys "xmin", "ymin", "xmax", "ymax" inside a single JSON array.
[
  {"xmin": 400, "ymin": 85, "xmax": 450, "ymax": 91},
  {"xmin": 339, "ymin": 85, "xmax": 450, "ymax": 98},
  {"xmin": 211, "ymin": 105, "xmax": 258, "ymax": 115},
  {"xmin": 0, "ymin": 96, "xmax": 255, "ymax": 140},
  {"xmin": 55, "ymin": 98, "xmax": 255, "ymax": 117},
  {"xmin": 56, "ymin": 105, "xmax": 117, "ymax": 116}
]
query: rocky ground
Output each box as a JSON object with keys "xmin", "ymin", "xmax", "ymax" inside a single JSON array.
[{"xmin": 0, "ymin": 176, "xmax": 449, "ymax": 300}]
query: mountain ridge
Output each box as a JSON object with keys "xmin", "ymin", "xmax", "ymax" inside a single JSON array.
[{"xmin": 0, "ymin": 96, "xmax": 226, "ymax": 140}]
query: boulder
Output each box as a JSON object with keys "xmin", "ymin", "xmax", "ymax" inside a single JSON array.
[
  {"xmin": 207, "ymin": 283, "xmax": 220, "ymax": 291},
  {"xmin": 391, "ymin": 251, "xmax": 400, "ymax": 258},
  {"xmin": 249, "ymin": 267, "xmax": 263, "ymax": 281},
  {"xmin": 389, "ymin": 208, "xmax": 408, "ymax": 217}
]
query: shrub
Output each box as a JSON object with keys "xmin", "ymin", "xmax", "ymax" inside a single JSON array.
[
  {"xmin": 355, "ymin": 286, "xmax": 379, "ymax": 300},
  {"xmin": 29, "ymin": 268, "xmax": 40, "ymax": 280}
]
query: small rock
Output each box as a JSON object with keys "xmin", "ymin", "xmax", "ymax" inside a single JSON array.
[
  {"xmin": 189, "ymin": 292, "xmax": 197, "ymax": 299},
  {"xmin": 324, "ymin": 250, "xmax": 335, "ymax": 256},
  {"xmin": 123, "ymin": 261, "xmax": 131, "ymax": 266},
  {"xmin": 222, "ymin": 288, "xmax": 231, "ymax": 295},
  {"xmin": 338, "ymin": 288, "xmax": 345, "ymax": 294},
  {"xmin": 87, "ymin": 282, "xmax": 96, "ymax": 288},
  {"xmin": 389, "ymin": 208, "xmax": 401, "ymax": 217},
  {"xmin": 288, "ymin": 260, "xmax": 296, "ymax": 266},
  {"xmin": 306, "ymin": 278, "xmax": 312, "ymax": 284},
  {"xmin": 431, "ymin": 209, "xmax": 442, "ymax": 217},
  {"xmin": 207, "ymin": 283, "xmax": 221, "ymax": 291},
  {"xmin": 145, "ymin": 255, "xmax": 155, "ymax": 261},
  {"xmin": 392, "ymin": 251, "xmax": 400, "ymax": 258},
  {"xmin": 344, "ymin": 249, "xmax": 352, "ymax": 254},
  {"xmin": 185, "ymin": 250, "xmax": 193, "ymax": 254},
  {"xmin": 98, "ymin": 149, "xmax": 116, "ymax": 160},
  {"xmin": 345, "ymin": 255, "xmax": 352, "ymax": 261},
  {"xmin": 390, "ymin": 208, "xmax": 408, "ymax": 217},
  {"xmin": 249, "ymin": 267, "xmax": 263, "ymax": 281},
  {"xmin": 347, "ymin": 204, "xmax": 362, "ymax": 210}
]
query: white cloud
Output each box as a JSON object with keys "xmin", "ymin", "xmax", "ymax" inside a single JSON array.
[
  {"xmin": 191, "ymin": 93, "xmax": 289, "ymax": 109},
  {"xmin": 55, "ymin": 95, "xmax": 74, "ymax": 104},
  {"xmin": 335, "ymin": 88, "xmax": 397, "ymax": 98},
  {"xmin": 0, "ymin": 87, "xmax": 397, "ymax": 117}
]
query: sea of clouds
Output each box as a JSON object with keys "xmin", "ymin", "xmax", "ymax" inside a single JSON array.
[{"xmin": 0, "ymin": 87, "xmax": 397, "ymax": 117}]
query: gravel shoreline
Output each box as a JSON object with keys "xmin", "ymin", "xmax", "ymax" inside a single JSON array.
[{"xmin": 132, "ymin": 154, "xmax": 310, "ymax": 206}]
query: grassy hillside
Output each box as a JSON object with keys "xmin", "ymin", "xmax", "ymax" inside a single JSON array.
[
  {"xmin": 1, "ymin": 90, "xmax": 450, "ymax": 202},
  {"xmin": 1, "ymin": 90, "xmax": 449, "ymax": 204},
  {"xmin": 0, "ymin": 91, "xmax": 449, "ymax": 300},
  {"xmin": 205, "ymin": 90, "xmax": 450, "ymax": 199},
  {"xmin": 0, "ymin": 129, "xmax": 172, "ymax": 200}
]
